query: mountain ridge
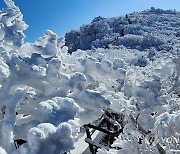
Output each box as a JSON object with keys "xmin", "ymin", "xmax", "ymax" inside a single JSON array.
[{"xmin": 65, "ymin": 7, "xmax": 180, "ymax": 54}]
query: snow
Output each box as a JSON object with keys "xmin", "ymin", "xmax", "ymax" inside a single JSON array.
[
  {"xmin": 0, "ymin": 147, "xmax": 7, "ymax": 154},
  {"xmin": 71, "ymin": 129, "xmax": 103, "ymax": 154},
  {"xmin": 0, "ymin": 0, "xmax": 180, "ymax": 153}
]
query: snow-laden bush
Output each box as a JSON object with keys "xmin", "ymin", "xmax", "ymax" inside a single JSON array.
[
  {"xmin": 0, "ymin": 0, "xmax": 179, "ymax": 154},
  {"xmin": 0, "ymin": 0, "xmax": 28, "ymax": 51}
]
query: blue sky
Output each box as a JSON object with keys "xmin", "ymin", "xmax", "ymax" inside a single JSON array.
[{"xmin": 0, "ymin": 0, "xmax": 180, "ymax": 42}]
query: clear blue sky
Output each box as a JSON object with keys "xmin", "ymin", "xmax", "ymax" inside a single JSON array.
[{"xmin": 0, "ymin": 0, "xmax": 180, "ymax": 42}]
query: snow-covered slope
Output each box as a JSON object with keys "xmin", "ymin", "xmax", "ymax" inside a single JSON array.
[
  {"xmin": 0, "ymin": 0, "xmax": 179, "ymax": 154},
  {"xmin": 65, "ymin": 7, "xmax": 180, "ymax": 54}
]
